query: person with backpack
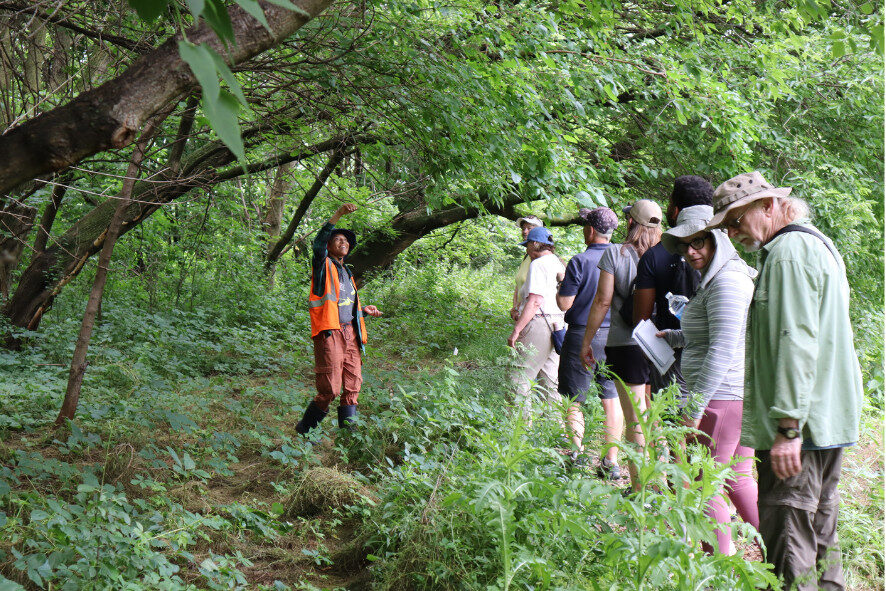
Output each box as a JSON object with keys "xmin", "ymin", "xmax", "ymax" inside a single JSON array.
[
  {"xmin": 632, "ymin": 176, "xmax": 713, "ymax": 404},
  {"xmin": 708, "ymin": 172, "xmax": 862, "ymax": 589},
  {"xmin": 655, "ymin": 205, "xmax": 759, "ymax": 555},
  {"xmin": 580, "ymin": 200, "xmax": 662, "ymax": 492}
]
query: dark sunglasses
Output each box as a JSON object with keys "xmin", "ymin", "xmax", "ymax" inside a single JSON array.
[{"xmin": 676, "ymin": 233, "xmax": 710, "ymax": 254}]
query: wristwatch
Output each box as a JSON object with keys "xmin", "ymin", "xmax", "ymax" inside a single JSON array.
[{"xmin": 777, "ymin": 426, "xmax": 801, "ymax": 439}]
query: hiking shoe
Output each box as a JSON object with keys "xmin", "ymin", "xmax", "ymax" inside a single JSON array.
[
  {"xmin": 596, "ymin": 458, "xmax": 623, "ymax": 480},
  {"xmin": 568, "ymin": 451, "xmax": 592, "ymax": 471}
]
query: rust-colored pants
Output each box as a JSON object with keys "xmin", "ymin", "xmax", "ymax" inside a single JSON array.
[{"xmin": 312, "ymin": 324, "xmax": 362, "ymax": 412}]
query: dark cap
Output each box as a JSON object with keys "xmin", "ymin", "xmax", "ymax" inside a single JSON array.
[
  {"xmin": 329, "ymin": 228, "xmax": 357, "ymax": 252},
  {"xmin": 579, "ymin": 207, "xmax": 618, "ymax": 234}
]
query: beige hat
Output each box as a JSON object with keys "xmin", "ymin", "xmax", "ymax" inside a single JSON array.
[
  {"xmin": 707, "ymin": 171, "xmax": 792, "ymax": 228},
  {"xmin": 622, "ymin": 199, "xmax": 663, "ymax": 228},
  {"xmin": 661, "ymin": 205, "xmax": 714, "ymax": 254},
  {"xmin": 516, "ymin": 215, "xmax": 543, "ymax": 228}
]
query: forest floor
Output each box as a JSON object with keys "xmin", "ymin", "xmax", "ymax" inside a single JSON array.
[
  {"xmin": 0, "ymin": 270, "xmax": 882, "ymax": 589},
  {"xmin": 3, "ymin": 354, "xmax": 881, "ymax": 590}
]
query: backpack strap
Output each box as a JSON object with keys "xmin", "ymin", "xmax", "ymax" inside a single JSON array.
[{"xmin": 768, "ymin": 224, "xmax": 840, "ymax": 264}]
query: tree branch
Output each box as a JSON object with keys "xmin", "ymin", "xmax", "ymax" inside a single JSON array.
[{"xmin": 0, "ymin": 0, "xmax": 334, "ymax": 195}]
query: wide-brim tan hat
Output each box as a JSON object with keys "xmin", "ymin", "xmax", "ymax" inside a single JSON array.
[
  {"xmin": 707, "ymin": 171, "xmax": 792, "ymax": 228},
  {"xmin": 661, "ymin": 205, "xmax": 714, "ymax": 254}
]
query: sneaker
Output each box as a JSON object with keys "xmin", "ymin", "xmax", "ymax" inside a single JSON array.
[
  {"xmin": 568, "ymin": 451, "xmax": 592, "ymax": 471},
  {"xmin": 596, "ymin": 458, "xmax": 623, "ymax": 480}
]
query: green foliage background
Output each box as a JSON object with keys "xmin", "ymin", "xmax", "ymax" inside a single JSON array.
[{"xmin": 0, "ymin": 0, "xmax": 883, "ymax": 588}]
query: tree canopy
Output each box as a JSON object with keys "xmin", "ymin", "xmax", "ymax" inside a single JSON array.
[{"xmin": 0, "ymin": 0, "xmax": 882, "ymax": 355}]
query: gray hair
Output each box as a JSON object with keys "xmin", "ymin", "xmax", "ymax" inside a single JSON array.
[{"xmin": 778, "ymin": 197, "xmax": 811, "ymax": 223}]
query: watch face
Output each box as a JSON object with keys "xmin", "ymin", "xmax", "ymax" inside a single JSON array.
[{"xmin": 779, "ymin": 427, "xmax": 801, "ymax": 439}]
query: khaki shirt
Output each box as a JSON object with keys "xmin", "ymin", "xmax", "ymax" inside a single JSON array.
[{"xmin": 741, "ymin": 223, "xmax": 863, "ymax": 450}]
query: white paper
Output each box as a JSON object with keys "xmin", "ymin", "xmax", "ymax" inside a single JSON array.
[{"xmin": 631, "ymin": 319, "xmax": 675, "ymax": 375}]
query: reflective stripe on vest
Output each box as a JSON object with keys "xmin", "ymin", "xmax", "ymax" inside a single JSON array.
[{"xmin": 309, "ymin": 258, "xmax": 368, "ymax": 344}]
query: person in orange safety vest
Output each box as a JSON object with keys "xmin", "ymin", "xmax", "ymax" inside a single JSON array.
[{"xmin": 296, "ymin": 203, "xmax": 382, "ymax": 435}]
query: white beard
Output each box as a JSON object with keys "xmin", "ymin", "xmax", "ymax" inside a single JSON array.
[{"xmin": 737, "ymin": 238, "xmax": 762, "ymax": 252}]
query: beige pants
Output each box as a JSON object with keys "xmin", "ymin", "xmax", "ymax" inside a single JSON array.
[{"xmin": 512, "ymin": 316, "xmax": 562, "ymax": 417}]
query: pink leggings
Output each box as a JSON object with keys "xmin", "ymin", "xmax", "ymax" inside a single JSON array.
[{"xmin": 693, "ymin": 399, "xmax": 759, "ymax": 554}]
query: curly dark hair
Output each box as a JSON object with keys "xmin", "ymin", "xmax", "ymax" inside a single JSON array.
[{"xmin": 671, "ymin": 175, "xmax": 714, "ymax": 209}]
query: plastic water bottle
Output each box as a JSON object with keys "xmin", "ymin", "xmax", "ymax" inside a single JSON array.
[{"xmin": 665, "ymin": 292, "xmax": 689, "ymax": 320}]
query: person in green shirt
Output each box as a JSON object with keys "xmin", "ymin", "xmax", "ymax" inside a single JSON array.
[{"xmin": 707, "ymin": 171, "xmax": 863, "ymax": 591}]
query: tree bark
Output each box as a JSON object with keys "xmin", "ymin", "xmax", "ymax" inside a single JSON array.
[
  {"xmin": 347, "ymin": 193, "xmax": 525, "ymax": 280},
  {"xmin": 1, "ymin": 133, "xmax": 363, "ymax": 343},
  {"xmin": 0, "ymin": 0, "xmax": 334, "ymax": 195},
  {"xmin": 0, "ymin": 201, "xmax": 36, "ymax": 301},
  {"xmin": 265, "ymin": 149, "xmax": 348, "ymax": 270},
  {"xmin": 32, "ymin": 181, "xmax": 68, "ymax": 255},
  {"xmin": 57, "ymin": 120, "xmax": 159, "ymax": 425},
  {"xmin": 263, "ymin": 162, "xmax": 292, "ymax": 239}
]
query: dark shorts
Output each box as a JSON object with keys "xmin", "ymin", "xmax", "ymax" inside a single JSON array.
[
  {"xmin": 558, "ymin": 327, "xmax": 618, "ymax": 402},
  {"xmin": 603, "ymin": 344, "xmax": 650, "ymax": 385},
  {"xmin": 649, "ymin": 348, "xmax": 688, "ymax": 400}
]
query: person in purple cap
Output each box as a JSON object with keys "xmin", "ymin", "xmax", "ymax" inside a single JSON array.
[{"xmin": 555, "ymin": 207, "xmax": 622, "ymax": 476}]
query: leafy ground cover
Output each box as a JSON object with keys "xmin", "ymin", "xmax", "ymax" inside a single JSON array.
[{"xmin": 0, "ymin": 263, "xmax": 882, "ymax": 590}]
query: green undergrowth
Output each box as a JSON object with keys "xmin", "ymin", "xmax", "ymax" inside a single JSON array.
[{"xmin": 0, "ymin": 262, "xmax": 881, "ymax": 590}]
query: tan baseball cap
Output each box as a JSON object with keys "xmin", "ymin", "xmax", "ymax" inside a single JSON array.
[
  {"xmin": 707, "ymin": 171, "xmax": 792, "ymax": 229},
  {"xmin": 622, "ymin": 199, "xmax": 663, "ymax": 228}
]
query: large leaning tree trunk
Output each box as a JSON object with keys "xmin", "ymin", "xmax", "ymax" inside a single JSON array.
[
  {"xmin": 347, "ymin": 193, "xmax": 526, "ymax": 280},
  {"xmin": 0, "ymin": 0, "xmax": 334, "ymax": 195},
  {"xmin": 1, "ymin": 132, "xmax": 368, "ymax": 345}
]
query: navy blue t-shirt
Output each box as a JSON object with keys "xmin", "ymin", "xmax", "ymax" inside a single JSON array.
[
  {"xmin": 635, "ymin": 242, "xmax": 699, "ymax": 330},
  {"xmin": 558, "ymin": 243, "xmax": 613, "ymax": 327}
]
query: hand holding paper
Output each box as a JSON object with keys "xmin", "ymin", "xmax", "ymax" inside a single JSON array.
[{"xmin": 631, "ymin": 319, "xmax": 675, "ymax": 375}]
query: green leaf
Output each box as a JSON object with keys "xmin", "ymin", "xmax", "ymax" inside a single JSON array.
[
  {"xmin": 270, "ymin": 502, "xmax": 285, "ymax": 516},
  {"xmin": 204, "ymin": 90, "xmax": 246, "ymax": 162},
  {"xmin": 203, "ymin": 0, "xmax": 236, "ymax": 42},
  {"xmin": 127, "ymin": 0, "xmax": 170, "ymax": 22},
  {"xmin": 209, "ymin": 51, "xmax": 247, "ymax": 105},
  {"xmin": 185, "ymin": 0, "xmax": 205, "ymax": 19},
  {"xmin": 29, "ymin": 510, "xmax": 49, "ymax": 522},
  {"xmin": 860, "ymin": 2, "xmax": 874, "ymax": 14},
  {"xmin": 236, "ymin": 0, "xmax": 271, "ymax": 31},
  {"xmin": 178, "ymin": 41, "xmax": 220, "ymax": 101},
  {"xmin": 264, "ymin": 0, "xmax": 312, "ymax": 18},
  {"xmin": 0, "ymin": 574, "xmax": 24, "ymax": 590},
  {"xmin": 832, "ymin": 41, "xmax": 845, "ymax": 58}
]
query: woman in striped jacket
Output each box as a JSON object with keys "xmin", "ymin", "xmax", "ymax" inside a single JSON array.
[{"xmin": 657, "ymin": 206, "xmax": 759, "ymax": 555}]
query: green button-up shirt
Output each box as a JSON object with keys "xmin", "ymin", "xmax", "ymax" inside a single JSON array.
[{"xmin": 741, "ymin": 222, "xmax": 863, "ymax": 450}]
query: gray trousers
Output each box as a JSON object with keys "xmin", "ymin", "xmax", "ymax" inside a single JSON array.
[{"xmin": 757, "ymin": 448, "xmax": 845, "ymax": 590}]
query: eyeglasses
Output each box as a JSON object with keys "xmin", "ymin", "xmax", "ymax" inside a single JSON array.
[
  {"xmin": 725, "ymin": 207, "xmax": 752, "ymax": 230},
  {"xmin": 676, "ymin": 234, "xmax": 710, "ymax": 255}
]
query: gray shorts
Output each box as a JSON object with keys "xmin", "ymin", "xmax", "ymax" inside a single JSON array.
[{"xmin": 557, "ymin": 326, "xmax": 618, "ymax": 402}]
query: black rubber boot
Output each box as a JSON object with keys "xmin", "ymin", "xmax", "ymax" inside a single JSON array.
[
  {"xmin": 337, "ymin": 405, "xmax": 357, "ymax": 430},
  {"xmin": 296, "ymin": 401, "xmax": 328, "ymax": 434}
]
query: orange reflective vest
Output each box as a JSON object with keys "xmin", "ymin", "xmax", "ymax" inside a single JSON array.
[{"xmin": 309, "ymin": 257, "xmax": 367, "ymax": 344}]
